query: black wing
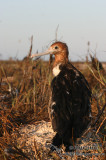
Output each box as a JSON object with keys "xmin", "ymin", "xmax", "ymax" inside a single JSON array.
[{"xmin": 49, "ymin": 63, "xmax": 91, "ymax": 138}]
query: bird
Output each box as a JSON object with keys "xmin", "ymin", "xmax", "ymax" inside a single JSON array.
[{"xmin": 31, "ymin": 41, "xmax": 92, "ymax": 150}]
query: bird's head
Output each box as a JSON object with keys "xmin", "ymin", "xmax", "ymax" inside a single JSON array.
[{"xmin": 31, "ymin": 41, "xmax": 69, "ymax": 66}]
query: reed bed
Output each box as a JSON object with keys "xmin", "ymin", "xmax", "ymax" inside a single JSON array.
[{"xmin": 0, "ymin": 56, "xmax": 105, "ymax": 159}]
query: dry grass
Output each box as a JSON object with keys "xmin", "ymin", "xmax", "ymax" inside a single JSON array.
[{"xmin": 0, "ymin": 57, "xmax": 105, "ymax": 159}]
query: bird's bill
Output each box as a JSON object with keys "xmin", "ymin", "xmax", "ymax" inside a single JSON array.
[{"xmin": 31, "ymin": 48, "xmax": 53, "ymax": 58}]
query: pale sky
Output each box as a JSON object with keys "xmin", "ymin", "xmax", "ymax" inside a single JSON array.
[{"xmin": 0, "ymin": 0, "xmax": 106, "ymax": 61}]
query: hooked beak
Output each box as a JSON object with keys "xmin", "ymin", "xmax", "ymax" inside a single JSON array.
[{"xmin": 31, "ymin": 48, "xmax": 53, "ymax": 58}]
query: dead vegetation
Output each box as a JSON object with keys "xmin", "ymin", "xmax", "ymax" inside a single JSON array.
[{"xmin": 0, "ymin": 47, "xmax": 106, "ymax": 159}]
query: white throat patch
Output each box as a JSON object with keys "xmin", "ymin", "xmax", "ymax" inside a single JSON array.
[{"xmin": 53, "ymin": 63, "xmax": 61, "ymax": 76}]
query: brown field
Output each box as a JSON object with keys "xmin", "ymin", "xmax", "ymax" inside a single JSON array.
[{"xmin": 0, "ymin": 59, "xmax": 105, "ymax": 159}]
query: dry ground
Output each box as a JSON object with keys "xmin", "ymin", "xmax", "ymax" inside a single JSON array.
[{"xmin": 0, "ymin": 59, "xmax": 105, "ymax": 159}]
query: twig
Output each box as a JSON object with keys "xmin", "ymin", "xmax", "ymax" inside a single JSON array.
[
  {"xmin": 7, "ymin": 144, "xmax": 30, "ymax": 160},
  {"xmin": 91, "ymin": 103, "xmax": 106, "ymax": 127},
  {"xmin": 34, "ymin": 139, "xmax": 41, "ymax": 160},
  {"xmin": 87, "ymin": 64, "xmax": 105, "ymax": 86},
  {"xmin": 1, "ymin": 66, "xmax": 12, "ymax": 92},
  {"xmin": 28, "ymin": 35, "xmax": 33, "ymax": 57},
  {"xmin": 96, "ymin": 117, "xmax": 106, "ymax": 134},
  {"xmin": 55, "ymin": 24, "xmax": 59, "ymax": 41},
  {"xmin": 92, "ymin": 94, "xmax": 101, "ymax": 113}
]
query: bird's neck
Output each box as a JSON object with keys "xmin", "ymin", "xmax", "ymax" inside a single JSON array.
[
  {"xmin": 52, "ymin": 52, "xmax": 69, "ymax": 76},
  {"xmin": 53, "ymin": 52, "xmax": 69, "ymax": 68}
]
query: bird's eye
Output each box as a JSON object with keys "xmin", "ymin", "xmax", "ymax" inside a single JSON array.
[{"xmin": 55, "ymin": 46, "xmax": 58, "ymax": 49}]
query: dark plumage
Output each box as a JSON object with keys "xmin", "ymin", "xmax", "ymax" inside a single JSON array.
[{"xmin": 49, "ymin": 62, "xmax": 91, "ymax": 149}]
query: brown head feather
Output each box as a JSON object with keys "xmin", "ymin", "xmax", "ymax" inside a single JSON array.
[{"xmin": 50, "ymin": 42, "xmax": 69, "ymax": 67}]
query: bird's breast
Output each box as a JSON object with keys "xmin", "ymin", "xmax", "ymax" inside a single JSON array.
[{"xmin": 52, "ymin": 63, "xmax": 61, "ymax": 76}]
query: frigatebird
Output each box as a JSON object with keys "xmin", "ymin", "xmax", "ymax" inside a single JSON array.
[{"xmin": 31, "ymin": 41, "xmax": 91, "ymax": 150}]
